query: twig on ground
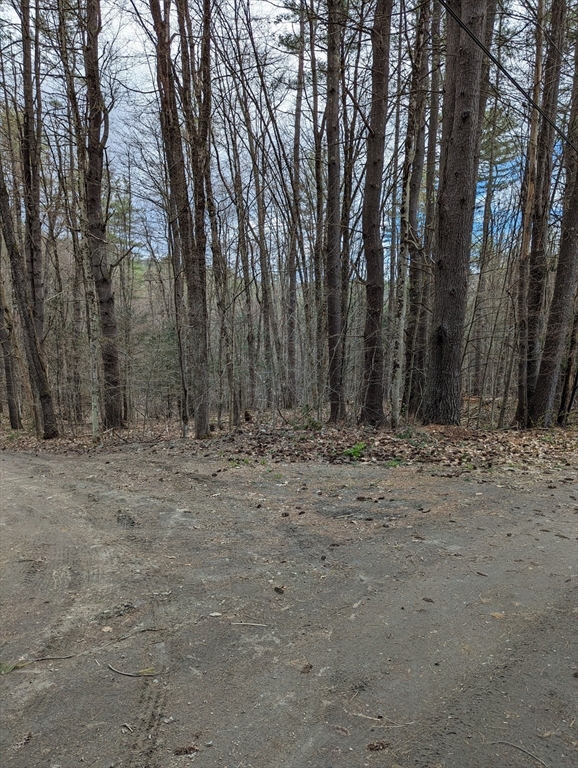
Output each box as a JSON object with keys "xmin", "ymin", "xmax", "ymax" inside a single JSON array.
[
  {"xmin": 230, "ymin": 622, "xmax": 268, "ymax": 627},
  {"xmin": 344, "ymin": 709, "xmax": 414, "ymax": 726},
  {"xmin": 490, "ymin": 740, "xmax": 549, "ymax": 767},
  {"xmin": 26, "ymin": 655, "xmax": 75, "ymax": 662},
  {"xmin": 108, "ymin": 663, "xmax": 155, "ymax": 678},
  {"xmin": 344, "ymin": 710, "xmax": 381, "ymax": 721}
]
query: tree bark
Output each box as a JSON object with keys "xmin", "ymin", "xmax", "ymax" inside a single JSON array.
[
  {"xmin": 528, "ymin": 38, "xmax": 578, "ymax": 426},
  {"xmin": 403, "ymin": 1, "xmax": 431, "ymax": 420},
  {"xmin": 20, "ymin": 0, "xmax": 44, "ymax": 342},
  {"xmin": 149, "ymin": 0, "xmax": 210, "ymax": 438},
  {"xmin": 525, "ymin": 0, "xmax": 566, "ymax": 414},
  {"xmin": 179, "ymin": 0, "xmax": 211, "ymax": 437},
  {"xmin": 394, "ymin": 0, "xmax": 429, "ymax": 427},
  {"xmin": 514, "ymin": 0, "xmax": 544, "ymax": 426},
  {"xmin": 286, "ymin": 1, "xmax": 306, "ymax": 410},
  {"xmin": 0, "ymin": 164, "xmax": 58, "ymax": 438},
  {"xmin": 557, "ymin": 307, "xmax": 578, "ymax": 426},
  {"xmin": 359, "ymin": 0, "xmax": 394, "ymax": 426},
  {"xmin": 424, "ymin": 0, "xmax": 491, "ymax": 425},
  {"xmin": 409, "ymin": 1, "xmax": 440, "ymax": 420},
  {"xmin": 0, "ymin": 275, "xmax": 23, "ymax": 429},
  {"xmin": 326, "ymin": 0, "xmax": 345, "ymax": 422},
  {"xmin": 84, "ymin": 0, "xmax": 123, "ymax": 429}
]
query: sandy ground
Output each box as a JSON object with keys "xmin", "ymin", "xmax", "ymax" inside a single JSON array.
[{"xmin": 0, "ymin": 437, "xmax": 576, "ymax": 768}]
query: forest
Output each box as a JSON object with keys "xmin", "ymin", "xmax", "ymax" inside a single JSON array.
[{"xmin": 0, "ymin": 0, "xmax": 577, "ymax": 441}]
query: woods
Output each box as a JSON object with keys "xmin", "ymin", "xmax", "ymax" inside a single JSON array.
[{"xmin": 0, "ymin": 0, "xmax": 576, "ymax": 437}]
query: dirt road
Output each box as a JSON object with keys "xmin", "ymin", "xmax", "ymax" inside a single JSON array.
[{"xmin": 1, "ymin": 442, "xmax": 576, "ymax": 767}]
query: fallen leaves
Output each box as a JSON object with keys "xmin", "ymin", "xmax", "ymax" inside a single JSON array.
[{"xmin": 4, "ymin": 420, "xmax": 575, "ymax": 473}]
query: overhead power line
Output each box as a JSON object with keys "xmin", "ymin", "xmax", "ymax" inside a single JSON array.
[{"xmin": 436, "ymin": 0, "xmax": 577, "ymax": 154}]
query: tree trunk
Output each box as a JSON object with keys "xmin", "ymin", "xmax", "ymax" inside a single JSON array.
[
  {"xmin": 424, "ymin": 0, "xmax": 491, "ymax": 425},
  {"xmin": 557, "ymin": 308, "xmax": 578, "ymax": 426},
  {"xmin": 0, "ymin": 164, "xmax": 58, "ymax": 438},
  {"xmin": 403, "ymin": 2, "xmax": 431, "ymax": 420},
  {"xmin": 206, "ymin": 151, "xmax": 239, "ymax": 428},
  {"xmin": 514, "ymin": 0, "xmax": 544, "ymax": 426},
  {"xmin": 529, "ymin": 38, "xmax": 578, "ymax": 426},
  {"xmin": 20, "ymin": 0, "xmax": 44, "ymax": 342},
  {"xmin": 231, "ymin": 132, "xmax": 256, "ymax": 410},
  {"xmin": 359, "ymin": 0, "xmax": 394, "ymax": 426},
  {"xmin": 525, "ymin": 0, "xmax": 566, "ymax": 415},
  {"xmin": 84, "ymin": 0, "xmax": 123, "ymax": 429},
  {"xmin": 408, "ymin": 1, "xmax": 440, "ymax": 420},
  {"xmin": 394, "ymin": 0, "xmax": 429, "ymax": 428},
  {"xmin": 0, "ymin": 275, "xmax": 23, "ymax": 429},
  {"xmin": 326, "ymin": 0, "xmax": 345, "ymax": 422},
  {"xmin": 182, "ymin": 0, "xmax": 211, "ymax": 437},
  {"xmin": 149, "ymin": 0, "xmax": 210, "ymax": 438},
  {"xmin": 286, "ymin": 1, "xmax": 306, "ymax": 410}
]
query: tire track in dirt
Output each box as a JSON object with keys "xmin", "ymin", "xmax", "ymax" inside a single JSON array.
[{"xmin": 125, "ymin": 682, "xmax": 169, "ymax": 768}]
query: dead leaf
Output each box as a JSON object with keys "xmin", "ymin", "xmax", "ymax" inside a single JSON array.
[
  {"xmin": 11, "ymin": 732, "xmax": 32, "ymax": 750},
  {"xmin": 367, "ymin": 740, "xmax": 389, "ymax": 751},
  {"xmin": 173, "ymin": 744, "xmax": 199, "ymax": 755},
  {"xmin": 0, "ymin": 661, "xmax": 30, "ymax": 675},
  {"xmin": 490, "ymin": 612, "xmax": 505, "ymax": 619}
]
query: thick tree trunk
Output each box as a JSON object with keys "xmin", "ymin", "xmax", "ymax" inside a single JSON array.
[
  {"xmin": 359, "ymin": 0, "xmax": 394, "ymax": 426},
  {"xmin": 424, "ymin": 0, "xmax": 490, "ymax": 425}
]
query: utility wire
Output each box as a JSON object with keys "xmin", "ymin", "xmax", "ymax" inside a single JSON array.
[{"xmin": 436, "ymin": 0, "xmax": 577, "ymax": 154}]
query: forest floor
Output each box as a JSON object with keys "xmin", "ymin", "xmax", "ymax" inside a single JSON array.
[{"xmin": 0, "ymin": 422, "xmax": 577, "ymax": 768}]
